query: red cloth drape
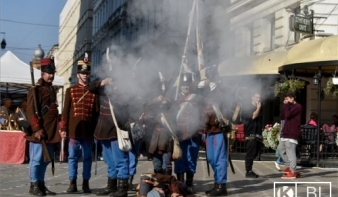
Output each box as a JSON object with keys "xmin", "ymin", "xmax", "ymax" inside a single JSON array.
[{"xmin": 0, "ymin": 130, "xmax": 26, "ymax": 164}]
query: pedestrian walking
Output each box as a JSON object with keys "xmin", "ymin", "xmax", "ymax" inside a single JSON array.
[{"xmin": 277, "ymin": 92, "xmax": 302, "ymax": 179}]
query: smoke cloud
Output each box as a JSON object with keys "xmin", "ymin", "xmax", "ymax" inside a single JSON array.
[{"xmin": 93, "ymin": 0, "xmax": 278, "ymax": 133}]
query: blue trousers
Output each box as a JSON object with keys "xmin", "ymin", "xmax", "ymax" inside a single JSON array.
[
  {"xmin": 276, "ymin": 156, "xmax": 284, "ymax": 164},
  {"xmin": 68, "ymin": 138, "xmax": 93, "ymax": 180},
  {"xmin": 129, "ymin": 140, "xmax": 141, "ymax": 176},
  {"xmin": 174, "ymin": 136, "xmax": 201, "ymax": 174},
  {"xmin": 29, "ymin": 142, "xmax": 54, "ymax": 183},
  {"xmin": 152, "ymin": 152, "xmax": 169, "ymax": 171},
  {"xmin": 101, "ymin": 139, "xmax": 129, "ymax": 179},
  {"xmin": 206, "ymin": 132, "xmax": 227, "ymax": 184}
]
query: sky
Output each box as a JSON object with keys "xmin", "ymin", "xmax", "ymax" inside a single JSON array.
[{"xmin": 0, "ymin": 0, "xmax": 66, "ymax": 64}]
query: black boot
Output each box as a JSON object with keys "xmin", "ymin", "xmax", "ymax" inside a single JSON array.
[
  {"xmin": 164, "ymin": 169, "xmax": 172, "ymax": 175},
  {"xmin": 128, "ymin": 176, "xmax": 136, "ymax": 191},
  {"xmin": 66, "ymin": 179, "xmax": 77, "ymax": 193},
  {"xmin": 186, "ymin": 172, "xmax": 196, "ymax": 194},
  {"xmin": 96, "ymin": 178, "xmax": 117, "ymax": 196},
  {"xmin": 176, "ymin": 173, "xmax": 184, "ymax": 182},
  {"xmin": 38, "ymin": 182, "xmax": 56, "ymax": 196},
  {"xmin": 206, "ymin": 183, "xmax": 227, "ymax": 196},
  {"xmin": 205, "ymin": 182, "xmax": 216, "ymax": 195},
  {"xmin": 154, "ymin": 169, "xmax": 163, "ymax": 174},
  {"xmin": 82, "ymin": 179, "xmax": 92, "ymax": 193},
  {"xmin": 245, "ymin": 171, "xmax": 259, "ymax": 178},
  {"xmin": 110, "ymin": 179, "xmax": 128, "ymax": 197},
  {"xmin": 29, "ymin": 182, "xmax": 45, "ymax": 196}
]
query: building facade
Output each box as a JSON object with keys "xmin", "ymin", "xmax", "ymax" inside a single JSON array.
[
  {"xmin": 56, "ymin": 0, "xmax": 93, "ymax": 113},
  {"xmin": 226, "ymin": 0, "xmax": 338, "ymax": 124},
  {"xmin": 91, "ymin": 0, "xmax": 228, "ymax": 77}
]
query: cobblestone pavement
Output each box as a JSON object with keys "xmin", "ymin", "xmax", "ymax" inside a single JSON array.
[{"xmin": 0, "ymin": 159, "xmax": 337, "ymax": 197}]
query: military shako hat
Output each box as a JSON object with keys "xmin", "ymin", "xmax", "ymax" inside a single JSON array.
[
  {"xmin": 77, "ymin": 53, "xmax": 91, "ymax": 74},
  {"xmin": 40, "ymin": 56, "xmax": 56, "ymax": 73},
  {"xmin": 180, "ymin": 72, "xmax": 193, "ymax": 86}
]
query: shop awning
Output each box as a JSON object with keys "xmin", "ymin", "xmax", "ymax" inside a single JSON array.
[
  {"xmin": 217, "ymin": 50, "xmax": 288, "ymax": 77},
  {"xmin": 278, "ymin": 35, "xmax": 338, "ymax": 75}
]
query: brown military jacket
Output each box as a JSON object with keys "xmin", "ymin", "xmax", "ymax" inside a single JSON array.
[
  {"xmin": 148, "ymin": 97, "xmax": 173, "ymax": 154},
  {"xmin": 175, "ymin": 93, "xmax": 205, "ymax": 140},
  {"xmin": 26, "ymin": 78, "xmax": 60, "ymax": 143},
  {"xmin": 60, "ymin": 84, "xmax": 100, "ymax": 139},
  {"xmin": 204, "ymin": 88, "xmax": 230, "ymax": 133},
  {"xmin": 89, "ymin": 82, "xmax": 130, "ymax": 140}
]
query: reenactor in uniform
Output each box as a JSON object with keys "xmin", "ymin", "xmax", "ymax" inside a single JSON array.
[
  {"xmin": 59, "ymin": 56, "xmax": 100, "ymax": 193},
  {"xmin": 93, "ymin": 75, "xmax": 131, "ymax": 197},
  {"xmin": 147, "ymin": 76, "xmax": 174, "ymax": 176},
  {"xmin": 136, "ymin": 173, "xmax": 195, "ymax": 197},
  {"xmin": 174, "ymin": 73, "xmax": 205, "ymax": 194},
  {"xmin": 199, "ymin": 65, "xmax": 229, "ymax": 196},
  {"xmin": 126, "ymin": 66, "xmax": 147, "ymax": 191},
  {"xmin": 26, "ymin": 57, "xmax": 60, "ymax": 196}
]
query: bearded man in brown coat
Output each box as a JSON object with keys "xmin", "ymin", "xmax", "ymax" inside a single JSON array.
[{"xmin": 26, "ymin": 57, "xmax": 60, "ymax": 196}]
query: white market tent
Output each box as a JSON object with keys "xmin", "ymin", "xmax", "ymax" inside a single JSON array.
[{"xmin": 0, "ymin": 51, "xmax": 64, "ymax": 105}]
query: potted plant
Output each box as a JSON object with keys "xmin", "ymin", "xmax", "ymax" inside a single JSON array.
[
  {"xmin": 324, "ymin": 77, "xmax": 338, "ymax": 98},
  {"xmin": 275, "ymin": 79, "xmax": 306, "ymax": 97}
]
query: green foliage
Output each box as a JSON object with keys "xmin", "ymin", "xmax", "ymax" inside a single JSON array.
[
  {"xmin": 324, "ymin": 77, "xmax": 338, "ymax": 99},
  {"xmin": 275, "ymin": 79, "xmax": 306, "ymax": 97}
]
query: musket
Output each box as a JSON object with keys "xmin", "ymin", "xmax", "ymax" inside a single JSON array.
[
  {"xmin": 94, "ymin": 138, "xmax": 98, "ymax": 175},
  {"xmin": 175, "ymin": 0, "xmax": 196, "ymax": 101},
  {"xmin": 160, "ymin": 113, "xmax": 178, "ymax": 141},
  {"xmin": 205, "ymin": 142, "xmax": 210, "ymax": 177},
  {"xmin": 29, "ymin": 62, "xmax": 54, "ymax": 175},
  {"xmin": 212, "ymin": 104, "xmax": 235, "ymax": 174}
]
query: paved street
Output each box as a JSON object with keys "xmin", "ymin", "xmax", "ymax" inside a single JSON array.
[{"xmin": 0, "ymin": 158, "xmax": 337, "ymax": 197}]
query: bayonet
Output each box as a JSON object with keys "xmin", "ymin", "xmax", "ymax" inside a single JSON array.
[
  {"xmin": 133, "ymin": 57, "xmax": 142, "ymax": 71},
  {"xmin": 106, "ymin": 47, "xmax": 112, "ymax": 71},
  {"xmin": 158, "ymin": 72, "xmax": 165, "ymax": 93}
]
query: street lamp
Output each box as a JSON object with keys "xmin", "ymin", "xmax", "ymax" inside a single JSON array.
[
  {"xmin": 0, "ymin": 32, "xmax": 6, "ymax": 49},
  {"xmin": 313, "ymin": 69, "xmax": 322, "ymax": 167},
  {"xmin": 313, "ymin": 73, "xmax": 319, "ymax": 85}
]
